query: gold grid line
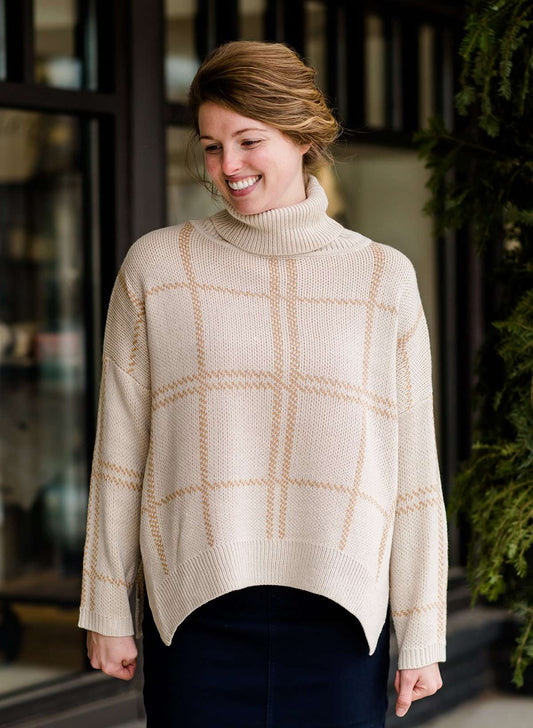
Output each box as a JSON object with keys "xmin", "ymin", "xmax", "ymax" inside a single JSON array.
[
  {"xmin": 140, "ymin": 476, "xmax": 388, "ymax": 515},
  {"xmin": 299, "ymin": 295, "xmax": 396, "ymax": 312},
  {"xmin": 142, "ymin": 477, "xmax": 269, "ymax": 510},
  {"xmin": 397, "ymin": 484, "xmax": 441, "ymax": 502},
  {"xmin": 397, "ymin": 304, "xmax": 423, "ymax": 413},
  {"xmin": 80, "ymin": 466, "xmax": 94, "ymax": 610},
  {"xmin": 96, "ymin": 463, "xmax": 143, "ymax": 491},
  {"xmin": 278, "ymin": 259, "xmax": 299, "ymax": 538},
  {"xmin": 267, "ymin": 258, "xmax": 284, "ymax": 540},
  {"xmin": 339, "ymin": 408, "xmax": 368, "ymax": 551},
  {"xmin": 97, "ymin": 459, "xmax": 144, "ymax": 491},
  {"xmin": 295, "ymin": 385, "xmax": 394, "ymax": 418},
  {"xmin": 87, "ymin": 355, "xmax": 108, "ymax": 611},
  {"xmin": 153, "ymin": 372, "xmax": 206, "ymax": 398},
  {"xmin": 152, "ymin": 385, "xmax": 203, "ymax": 412},
  {"xmin": 118, "ymin": 269, "xmax": 144, "ymax": 309},
  {"xmin": 340, "ymin": 245, "xmax": 386, "ymax": 553},
  {"xmin": 117, "ymin": 270, "xmax": 145, "ymax": 376},
  {"xmin": 303, "ymin": 373, "xmax": 394, "ymax": 408},
  {"xmin": 376, "ymin": 507, "xmax": 395, "ymax": 579},
  {"xmin": 395, "ymin": 497, "xmax": 442, "ymax": 517},
  {"xmin": 100, "ymin": 460, "xmax": 144, "ymax": 481},
  {"xmin": 376, "ymin": 487, "xmax": 443, "ymax": 579},
  {"xmin": 391, "ymin": 600, "xmax": 443, "ymax": 618},
  {"xmin": 144, "ymin": 277, "xmax": 398, "ymax": 314},
  {"xmin": 145, "ymin": 439, "xmax": 169, "ymax": 575},
  {"xmin": 399, "ymin": 304, "xmax": 424, "ymax": 345},
  {"xmin": 82, "ymin": 567, "xmax": 134, "ymax": 590},
  {"xmin": 180, "ymin": 222, "xmax": 215, "ymax": 548},
  {"xmin": 358, "ymin": 490, "xmax": 389, "ymax": 519},
  {"xmin": 437, "ymin": 502, "xmax": 447, "ymax": 640},
  {"xmin": 362, "ymin": 244, "xmax": 386, "ymax": 388},
  {"xmin": 128, "ymin": 307, "xmax": 146, "ymax": 376},
  {"xmin": 151, "ymin": 369, "xmax": 397, "ymax": 418}
]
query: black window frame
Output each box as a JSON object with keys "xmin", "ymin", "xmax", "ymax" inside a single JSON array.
[{"xmin": 0, "ymin": 0, "xmax": 165, "ymax": 722}]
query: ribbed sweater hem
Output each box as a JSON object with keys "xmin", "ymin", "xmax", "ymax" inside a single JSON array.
[
  {"xmin": 78, "ymin": 609, "xmax": 134, "ymax": 637},
  {"xmin": 397, "ymin": 643, "xmax": 447, "ymax": 670},
  {"xmin": 146, "ymin": 539, "xmax": 389, "ymax": 654}
]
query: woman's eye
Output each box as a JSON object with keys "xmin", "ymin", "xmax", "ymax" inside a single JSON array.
[
  {"xmin": 242, "ymin": 140, "xmax": 261, "ymax": 147},
  {"xmin": 204, "ymin": 145, "xmax": 220, "ymax": 153}
]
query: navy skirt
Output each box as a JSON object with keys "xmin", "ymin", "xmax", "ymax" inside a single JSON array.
[{"xmin": 142, "ymin": 585, "xmax": 390, "ymax": 728}]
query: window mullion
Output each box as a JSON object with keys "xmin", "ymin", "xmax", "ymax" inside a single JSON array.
[{"xmin": 5, "ymin": 0, "xmax": 34, "ymax": 84}]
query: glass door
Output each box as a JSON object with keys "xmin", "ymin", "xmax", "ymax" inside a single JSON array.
[{"xmin": 0, "ymin": 108, "xmax": 96, "ymax": 695}]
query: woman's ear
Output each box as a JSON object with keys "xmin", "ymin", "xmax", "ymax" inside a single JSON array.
[{"xmin": 300, "ymin": 142, "xmax": 312, "ymax": 156}]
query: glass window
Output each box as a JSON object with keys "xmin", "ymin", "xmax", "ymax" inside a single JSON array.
[
  {"xmin": 165, "ymin": 0, "xmax": 201, "ymax": 103},
  {"xmin": 365, "ymin": 14, "xmax": 386, "ymax": 128},
  {"xmin": 0, "ymin": 109, "xmax": 95, "ymax": 696},
  {"xmin": 240, "ymin": 0, "xmax": 266, "ymax": 41},
  {"xmin": 305, "ymin": 0, "xmax": 327, "ymax": 94},
  {"xmin": 34, "ymin": 0, "xmax": 98, "ymax": 89},
  {"xmin": 167, "ymin": 126, "xmax": 221, "ymax": 225}
]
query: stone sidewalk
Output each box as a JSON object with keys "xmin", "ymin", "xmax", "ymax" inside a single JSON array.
[
  {"xmin": 419, "ymin": 690, "xmax": 533, "ymax": 728},
  {"xmin": 115, "ymin": 690, "xmax": 533, "ymax": 728}
]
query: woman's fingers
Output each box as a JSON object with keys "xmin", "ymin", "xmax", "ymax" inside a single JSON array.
[
  {"xmin": 395, "ymin": 670, "xmax": 418, "ymax": 717},
  {"xmin": 86, "ymin": 631, "xmax": 138, "ymax": 681},
  {"xmin": 116, "ymin": 658, "xmax": 137, "ymax": 680},
  {"xmin": 395, "ymin": 663, "xmax": 443, "ymax": 717}
]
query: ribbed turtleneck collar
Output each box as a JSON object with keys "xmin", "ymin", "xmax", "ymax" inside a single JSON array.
[{"xmin": 208, "ymin": 175, "xmax": 346, "ymax": 256}]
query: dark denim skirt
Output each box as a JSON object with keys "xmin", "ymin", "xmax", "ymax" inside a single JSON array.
[{"xmin": 142, "ymin": 585, "xmax": 390, "ymax": 728}]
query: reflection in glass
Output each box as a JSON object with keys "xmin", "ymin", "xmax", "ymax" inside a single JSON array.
[
  {"xmin": 240, "ymin": 0, "xmax": 266, "ymax": 41},
  {"xmin": 305, "ymin": 0, "xmax": 327, "ymax": 94},
  {"xmin": 419, "ymin": 24, "xmax": 435, "ymax": 129},
  {"xmin": 34, "ymin": 0, "xmax": 98, "ymax": 89},
  {"xmin": 0, "ymin": 109, "xmax": 91, "ymax": 694},
  {"xmin": 167, "ymin": 126, "xmax": 221, "ymax": 225},
  {"xmin": 365, "ymin": 14, "xmax": 386, "ymax": 128},
  {"xmin": 165, "ymin": 0, "xmax": 201, "ymax": 103}
]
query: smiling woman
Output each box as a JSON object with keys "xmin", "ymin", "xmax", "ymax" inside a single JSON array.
[
  {"xmin": 79, "ymin": 39, "xmax": 448, "ymax": 728},
  {"xmin": 187, "ymin": 40, "xmax": 339, "ymax": 198},
  {"xmin": 197, "ymin": 102, "xmax": 310, "ymax": 214}
]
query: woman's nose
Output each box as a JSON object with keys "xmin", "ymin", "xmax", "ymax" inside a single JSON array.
[{"xmin": 221, "ymin": 148, "xmax": 242, "ymax": 176}]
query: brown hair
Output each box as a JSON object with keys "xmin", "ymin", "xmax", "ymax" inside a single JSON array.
[{"xmin": 187, "ymin": 40, "xmax": 341, "ymax": 185}]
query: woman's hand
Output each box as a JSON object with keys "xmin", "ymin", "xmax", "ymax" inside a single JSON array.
[
  {"xmin": 394, "ymin": 663, "xmax": 443, "ymax": 717},
  {"xmin": 86, "ymin": 630, "xmax": 138, "ymax": 681}
]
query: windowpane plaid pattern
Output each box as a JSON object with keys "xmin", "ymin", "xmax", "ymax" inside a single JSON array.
[{"xmin": 78, "ymin": 177, "xmax": 447, "ymax": 670}]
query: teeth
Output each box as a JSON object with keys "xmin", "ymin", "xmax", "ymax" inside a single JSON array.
[{"xmin": 227, "ymin": 176, "xmax": 260, "ymax": 190}]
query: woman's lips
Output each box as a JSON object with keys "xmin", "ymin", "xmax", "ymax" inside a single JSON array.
[{"xmin": 226, "ymin": 175, "xmax": 262, "ymax": 196}]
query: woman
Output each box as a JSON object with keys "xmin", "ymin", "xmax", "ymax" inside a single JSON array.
[{"xmin": 80, "ymin": 41, "xmax": 447, "ymax": 727}]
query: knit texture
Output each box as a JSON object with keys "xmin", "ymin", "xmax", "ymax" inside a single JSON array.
[{"xmin": 78, "ymin": 176, "xmax": 448, "ymax": 670}]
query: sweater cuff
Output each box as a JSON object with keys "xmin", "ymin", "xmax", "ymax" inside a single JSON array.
[
  {"xmin": 78, "ymin": 608, "xmax": 134, "ymax": 638},
  {"xmin": 397, "ymin": 642, "xmax": 446, "ymax": 670}
]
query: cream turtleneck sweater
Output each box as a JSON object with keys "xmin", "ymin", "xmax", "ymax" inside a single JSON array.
[{"xmin": 78, "ymin": 176, "xmax": 448, "ymax": 670}]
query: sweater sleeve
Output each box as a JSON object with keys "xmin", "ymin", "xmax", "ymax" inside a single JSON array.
[
  {"xmin": 78, "ymin": 252, "xmax": 151, "ymax": 637},
  {"xmin": 389, "ymin": 260, "xmax": 448, "ymax": 670}
]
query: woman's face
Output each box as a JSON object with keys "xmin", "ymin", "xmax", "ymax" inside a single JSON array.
[{"xmin": 198, "ymin": 102, "xmax": 311, "ymax": 215}]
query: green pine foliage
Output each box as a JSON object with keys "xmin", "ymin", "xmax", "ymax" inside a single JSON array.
[{"xmin": 414, "ymin": 0, "xmax": 533, "ymax": 687}]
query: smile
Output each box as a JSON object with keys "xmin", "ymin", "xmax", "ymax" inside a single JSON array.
[{"xmin": 227, "ymin": 175, "xmax": 261, "ymax": 191}]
